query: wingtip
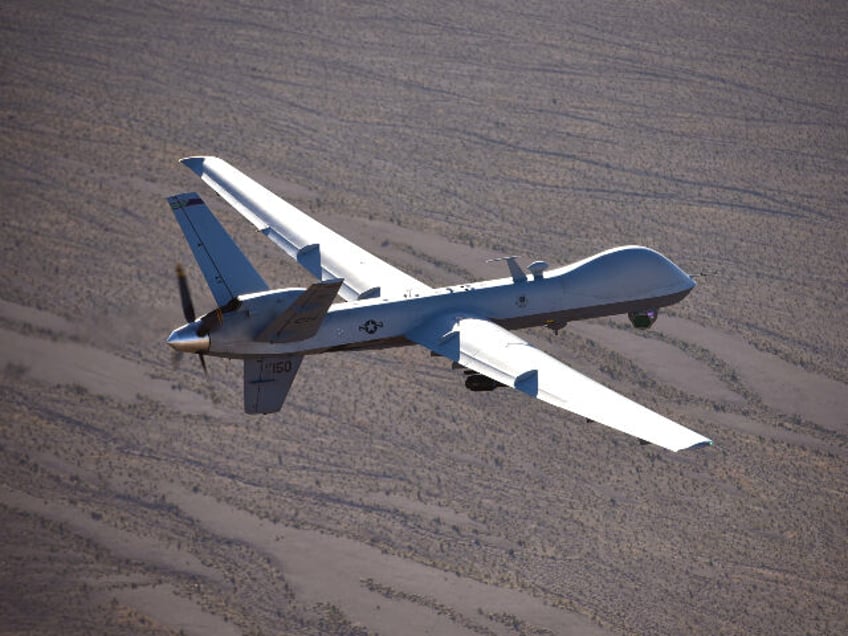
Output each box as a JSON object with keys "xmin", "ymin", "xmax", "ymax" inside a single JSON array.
[
  {"xmin": 180, "ymin": 156, "xmax": 207, "ymax": 176},
  {"xmin": 180, "ymin": 155, "xmax": 224, "ymax": 177},
  {"xmin": 686, "ymin": 439, "xmax": 714, "ymax": 451}
]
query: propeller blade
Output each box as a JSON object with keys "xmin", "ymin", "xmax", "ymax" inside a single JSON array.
[
  {"xmin": 176, "ymin": 264, "xmax": 196, "ymax": 323},
  {"xmin": 173, "ymin": 265, "xmax": 210, "ymax": 377}
]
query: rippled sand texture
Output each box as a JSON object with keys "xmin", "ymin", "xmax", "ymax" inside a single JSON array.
[{"xmin": 1, "ymin": 2, "xmax": 846, "ymax": 634}]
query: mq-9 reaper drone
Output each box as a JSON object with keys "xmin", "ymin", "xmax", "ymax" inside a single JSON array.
[{"xmin": 167, "ymin": 157, "xmax": 712, "ymax": 452}]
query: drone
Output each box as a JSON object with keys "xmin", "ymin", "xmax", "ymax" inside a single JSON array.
[{"xmin": 167, "ymin": 156, "xmax": 711, "ymax": 452}]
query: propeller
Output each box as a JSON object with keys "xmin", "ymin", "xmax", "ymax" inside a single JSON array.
[
  {"xmin": 174, "ymin": 264, "xmax": 208, "ymax": 375},
  {"xmin": 176, "ymin": 264, "xmax": 196, "ymax": 323}
]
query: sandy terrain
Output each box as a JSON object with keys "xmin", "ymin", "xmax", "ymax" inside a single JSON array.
[{"xmin": 1, "ymin": 1, "xmax": 846, "ymax": 634}]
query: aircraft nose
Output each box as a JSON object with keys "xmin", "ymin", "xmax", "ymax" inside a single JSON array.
[{"xmin": 166, "ymin": 323, "xmax": 210, "ymax": 353}]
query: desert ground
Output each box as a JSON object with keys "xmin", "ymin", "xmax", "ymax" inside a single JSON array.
[{"xmin": 1, "ymin": 1, "xmax": 846, "ymax": 634}]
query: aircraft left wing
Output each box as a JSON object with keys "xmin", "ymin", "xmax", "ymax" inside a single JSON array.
[
  {"xmin": 181, "ymin": 156, "xmax": 431, "ymax": 302},
  {"xmin": 408, "ymin": 314, "xmax": 712, "ymax": 452}
]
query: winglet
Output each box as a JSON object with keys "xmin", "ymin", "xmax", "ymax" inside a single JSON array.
[
  {"xmin": 180, "ymin": 156, "xmax": 205, "ymax": 177},
  {"xmin": 179, "ymin": 156, "xmax": 269, "ymax": 233},
  {"xmin": 686, "ymin": 439, "xmax": 714, "ymax": 450}
]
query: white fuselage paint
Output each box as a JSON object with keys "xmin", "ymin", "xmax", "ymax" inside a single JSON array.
[
  {"xmin": 173, "ymin": 245, "xmax": 695, "ymax": 360},
  {"xmin": 174, "ymin": 247, "xmax": 695, "ymax": 358}
]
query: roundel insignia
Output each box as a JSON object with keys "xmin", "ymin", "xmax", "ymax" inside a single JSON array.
[{"xmin": 359, "ymin": 319, "xmax": 384, "ymax": 335}]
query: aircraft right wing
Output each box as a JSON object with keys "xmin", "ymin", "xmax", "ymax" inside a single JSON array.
[
  {"xmin": 181, "ymin": 156, "xmax": 431, "ymax": 302},
  {"xmin": 408, "ymin": 313, "xmax": 712, "ymax": 452}
]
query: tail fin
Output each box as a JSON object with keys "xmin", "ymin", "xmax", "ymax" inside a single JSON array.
[
  {"xmin": 244, "ymin": 355, "xmax": 303, "ymax": 414},
  {"xmin": 168, "ymin": 193, "xmax": 268, "ymax": 305},
  {"xmin": 257, "ymin": 279, "xmax": 343, "ymax": 343}
]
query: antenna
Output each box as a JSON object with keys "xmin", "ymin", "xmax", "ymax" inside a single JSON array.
[
  {"xmin": 486, "ymin": 256, "xmax": 526, "ymax": 283},
  {"xmin": 527, "ymin": 260, "xmax": 549, "ymax": 279}
]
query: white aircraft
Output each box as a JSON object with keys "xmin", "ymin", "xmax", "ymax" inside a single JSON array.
[{"xmin": 167, "ymin": 157, "xmax": 712, "ymax": 452}]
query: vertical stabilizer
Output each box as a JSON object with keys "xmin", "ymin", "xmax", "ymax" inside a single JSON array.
[
  {"xmin": 168, "ymin": 193, "xmax": 268, "ymax": 305},
  {"xmin": 244, "ymin": 356, "xmax": 304, "ymax": 414}
]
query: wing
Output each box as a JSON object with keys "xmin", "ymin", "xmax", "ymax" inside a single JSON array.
[
  {"xmin": 168, "ymin": 193, "xmax": 268, "ymax": 305},
  {"xmin": 408, "ymin": 314, "xmax": 712, "ymax": 452},
  {"xmin": 180, "ymin": 156, "xmax": 431, "ymax": 302}
]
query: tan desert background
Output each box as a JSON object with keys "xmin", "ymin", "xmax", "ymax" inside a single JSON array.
[{"xmin": 1, "ymin": 1, "xmax": 846, "ymax": 634}]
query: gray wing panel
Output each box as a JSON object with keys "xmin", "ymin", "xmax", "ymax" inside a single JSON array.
[
  {"xmin": 168, "ymin": 193, "xmax": 268, "ymax": 306},
  {"xmin": 243, "ymin": 355, "xmax": 303, "ymax": 414}
]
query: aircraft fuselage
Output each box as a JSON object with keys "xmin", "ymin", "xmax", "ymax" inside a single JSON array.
[{"xmin": 168, "ymin": 245, "xmax": 694, "ymax": 359}]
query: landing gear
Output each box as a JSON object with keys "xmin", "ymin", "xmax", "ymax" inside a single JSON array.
[{"xmin": 544, "ymin": 319, "xmax": 567, "ymax": 335}]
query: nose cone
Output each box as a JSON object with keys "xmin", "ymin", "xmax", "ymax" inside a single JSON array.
[{"xmin": 167, "ymin": 323, "xmax": 210, "ymax": 353}]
